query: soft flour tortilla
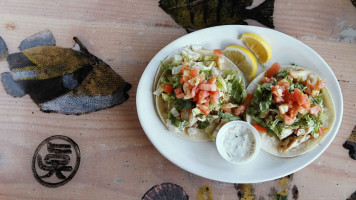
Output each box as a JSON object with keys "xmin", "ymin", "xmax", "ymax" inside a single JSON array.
[
  {"xmin": 246, "ymin": 66, "xmax": 335, "ymax": 157},
  {"xmin": 153, "ymin": 46, "xmax": 246, "ymax": 141}
]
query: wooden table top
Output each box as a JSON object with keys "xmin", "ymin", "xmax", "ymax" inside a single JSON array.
[{"xmin": 0, "ymin": 0, "xmax": 355, "ymax": 199}]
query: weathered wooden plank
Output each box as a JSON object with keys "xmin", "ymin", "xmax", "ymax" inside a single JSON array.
[{"xmin": 1, "ymin": 0, "xmax": 355, "ymax": 43}]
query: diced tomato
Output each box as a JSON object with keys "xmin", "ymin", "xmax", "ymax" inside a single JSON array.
[
  {"xmin": 281, "ymin": 113, "xmax": 296, "ymax": 125},
  {"xmin": 187, "ymin": 77, "xmax": 199, "ymax": 86},
  {"xmin": 291, "ymin": 101, "xmax": 299, "ymax": 111},
  {"xmin": 283, "ymin": 90, "xmax": 291, "ymax": 103},
  {"xmin": 252, "ymin": 124, "xmax": 267, "ymax": 133},
  {"xmin": 290, "ymin": 88, "xmax": 300, "ymax": 101},
  {"xmin": 262, "ymin": 76, "xmax": 271, "ymax": 83},
  {"xmin": 265, "ymin": 62, "xmax": 281, "ymax": 78},
  {"xmin": 210, "ymin": 91, "xmax": 220, "ymax": 105},
  {"xmin": 223, "ymin": 107, "xmax": 232, "ymax": 113},
  {"xmin": 304, "ymin": 86, "xmax": 312, "ymax": 95},
  {"xmin": 182, "ymin": 70, "xmax": 191, "ymax": 82},
  {"xmin": 216, "ymin": 55, "xmax": 224, "ymax": 70},
  {"xmin": 195, "ymin": 88, "xmax": 201, "ymax": 96},
  {"xmin": 305, "ymin": 79, "xmax": 326, "ymax": 94},
  {"xmin": 199, "ymin": 84, "xmax": 217, "ymax": 91},
  {"xmin": 193, "ymin": 94, "xmax": 199, "ymax": 102},
  {"xmin": 210, "ymin": 98, "xmax": 219, "ymax": 105},
  {"xmin": 271, "ymin": 85, "xmax": 282, "ymax": 97},
  {"xmin": 316, "ymin": 80, "xmax": 326, "ymax": 90},
  {"xmin": 288, "ymin": 100, "xmax": 294, "ymax": 109},
  {"xmin": 184, "ymin": 89, "xmax": 190, "ymax": 98},
  {"xmin": 208, "ymin": 77, "xmax": 216, "ymax": 84},
  {"xmin": 183, "ymin": 69, "xmax": 190, "ymax": 76},
  {"xmin": 290, "ymin": 108, "xmax": 298, "ymax": 118},
  {"xmin": 176, "ymin": 93, "xmax": 185, "ymax": 99},
  {"xmin": 304, "ymin": 79, "xmax": 313, "ymax": 94},
  {"xmin": 181, "ymin": 76, "xmax": 189, "ymax": 83},
  {"xmin": 174, "ymin": 87, "xmax": 183, "ymax": 95},
  {"xmin": 191, "ymin": 67, "xmax": 199, "ymax": 78},
  {"xmin": 311, "ymin": 90, "xmax": 320, "ymax": 97},
  {"xmin": 318, "ymin": 127, "xmax": 325, "ymax": 135},
  {"xmin": 160, "ymin": 84, "xmax": 173, "ymax": 94},
  {"xmin": 274, "ymin": 96, "xmax": 284, "ymax": 103},
  {"xmin": 213, "ymin": 49, "xmax": 223, "ymax": 56},
  {"xmin": 198, "ymin": 73, "xmax": 205, "ymax": 83},
  {"xmin": 310, "ymin": 105, "xmax": 322, "ymax": 116},
  {"xmin": 271, "ymin": 85, "xmax": 285, "ymax": 103},
  {"xmin": 180, "ymin": 62, "xmax": 190, "ymax": 74},
  {"xmin": 214, "ymin": 49, "xmax": 224, "ymax": 70},
  {"xmin": 290, "ymin": 88, "xmax": 307, "ymax": 105},
  {"xmin": 298, "ymin": 106, "xmax": 306, "ymax": 114},
  {"xmin": 179, "ymin": 76, "xmax": 184, "ymax": 84},
  {"xmin": 280, "ymin": 101, "xmax": 298, "ymax": 125},
  {"xmin": 277, "ymin": 81, "xmax": 290, "ymax": 91},
  {"xmin": 198, "ymin": 97, "xmax": 208, "ymax": 104},
  {"xmin": 300, "ymin": 94, "xmax": 308, "ymax": 105},
  {"xmin": 197, "ymin": 104, "xmax": 210, "ymax": 115},
  {"xmin": 233, "ymin": 94, "xmax": 254, "ymax": 116},
  {"xmin": 197, "ymin": 91, "xmax": 210, "ymax": 104},
  {"xmin": 302, "ymin": 99, "xmax": 311, "ymax": 110},
  {"xmin": 233, "ymin": 105, "xmax": 246, "ymax": 116},
  {"xmin": 289, "ymin": 102, "xmax": 300, "ymax": 115},
  {"xmin": 244, "ymin": 94, "xmax": 254, "ymax": 107},
  {"xmin": 291, "ymin": 101, "xmax": 306, "ymax": 114},
  {"xmin": 183, "ymin": 82, "xmax": 192, "ymax": 93},
  {"xmin": 190, "ymin": 86, "xmax": 198, "ymax": 98}
]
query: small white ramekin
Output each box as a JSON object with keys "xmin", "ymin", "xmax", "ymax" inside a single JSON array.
[{"xmin": 216, "ymin": 121, "xmax": 261, "ymax": 165}]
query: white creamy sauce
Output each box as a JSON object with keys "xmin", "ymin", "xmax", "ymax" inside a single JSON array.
[{"xmin": 221, "ymin": 125, "xmax": 256, "ymax": 162}]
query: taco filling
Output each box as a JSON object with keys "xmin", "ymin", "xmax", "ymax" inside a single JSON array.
[
  {"xmin": 247, "ymin": 62, "xmax": 334, "ymax": 155},
  {"xmin": 153, "ymin": 45, "xmax": 249, "ymax": 140}
]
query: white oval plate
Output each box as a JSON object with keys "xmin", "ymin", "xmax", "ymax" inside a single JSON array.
[{"xmin": 136, "ymin": 25, "xmax": 343, "ymax": 183}]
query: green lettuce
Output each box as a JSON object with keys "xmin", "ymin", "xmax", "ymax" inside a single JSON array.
[
  {"xmin": 198, "ymin": 121, "xmax": 210, "ymax": 129},
  {"xmin": 218, "ymin": 111, "xmax": 240, "ymax": 121},
  {"xmin": 230, "ymin": 79, "xmax": 246, "ymax": 104},
  {"xmin": 160, "ymin": 61, "xmax": 175, "ymax": 70},
  {"xmin": 174, "ymin": 98, "xmax": 194, "ymax": 110},
  {"xmin": 252, "ymin": 83, "xmax": 273, "ymax": 113},
  {"xmin": 168, "ymin": 112, "xmax": 187, "ymax": 130}
]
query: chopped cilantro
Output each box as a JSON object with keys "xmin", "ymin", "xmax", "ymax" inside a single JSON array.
[
  {"xmin": 290, "ymin": 83, "xmax": 306, "ymax": 92},
  {"xmin": 174, "ymin": 98, "xmax": 194, "ymax": 110},
  {"xmin": 198, "ymin": 121, "xmax": 210, "ymax": 129},
  {"xmin": 276, "ymin": 70, "xmax": 290, "ymax": 78},
  {"xmin": 311, "ymin": 93, "xmax": 323, "ymax": 106}
]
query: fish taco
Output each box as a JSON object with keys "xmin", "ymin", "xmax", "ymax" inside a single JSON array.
[
  {"xmin": 246, "ymin": 63, "xmax": 335, "ymax": 157},
  {"xmin": 153, "ymin": 45, "xmax": 250, "ymax": 141}
]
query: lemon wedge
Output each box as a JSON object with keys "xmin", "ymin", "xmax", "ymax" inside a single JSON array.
[
  {"xmin": 223, "ymin": 45, "xmax": 258, "ymax": 81},
  {"xmin": 241, "ymin": 32, "xmax": 272, "ymax": 64}
]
